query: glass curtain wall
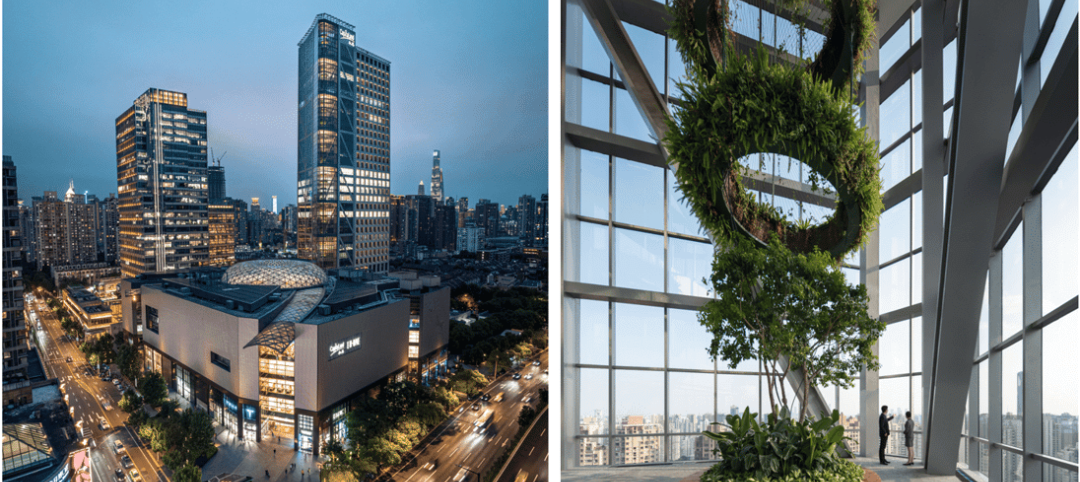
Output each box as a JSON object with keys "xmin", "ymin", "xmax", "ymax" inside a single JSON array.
[{"xmin": 563, "ymin": 0, "xmax": 854, "ymax": 467}]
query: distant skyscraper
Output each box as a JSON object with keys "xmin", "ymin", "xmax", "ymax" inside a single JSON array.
[
  {"xmin": 209, "ymin": 201, "xmax": 237, "ymax": 266},
  {"xmin": 418, "ymin": 181, "xmax": 425, "ymax": 196},
  {"xmin": 34, "ymin": 184, "xmax": 98, "ymax": 268},
  {"xmin": 457, "ymin": 197, "xmax": 469, "ymax": 228},
  {"xmin": 457, "ymin": 223, "xmax": 485, "ymax": 253},
  {"xmin": 537, "ymin": 193, "xmax": 549, "ymax": 246},
  {"xmin": 297, "ymin": 13, "xmax": 391, "ymax": 272},
  {"xmin": 390, "ymin": 194, "xmax": 407, "ymax": 247},
  {"xmin": 431, "ymin": 150, "xmax": 444, "ymax": 203},
  {"xmin": 2, "ymin": 156, "xmax": 31, "ymax": 406},
  {"xmin": 208, "ymin": 162, "xmax": 226, "ymax": 204},
  {"xmin": 272, "ymin": 195, "xmax": 278, "ymax": 214},
  {"xmin": 518, "ymin": 194, "xmax": 537, "ymax": 246},
  {"xmin": 115, "ymin": 88, "xmax": 209, "ymax": 278},
  {"xmin": 475, "ymin": 199, "xmax": 500, "ymax": 243}
]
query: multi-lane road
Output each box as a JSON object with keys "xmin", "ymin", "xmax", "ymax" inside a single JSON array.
[
  {"xmin": 28, "ymin": 293, "xmax": 169, "ymax": 482},
  {"xmin": 385, "ymin": 351, "xmax": 549, "ymax": 482},
  {"xmin": 496, "ymin": 410, "xmax": 548, "ymax": 482}
]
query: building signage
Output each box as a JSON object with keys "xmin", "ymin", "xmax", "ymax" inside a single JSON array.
[
  {"xmin": 244, "ymin": 405, "xmax": 256, "ymax": 421},
  {"xmin": 340, "ymin": 29, "xmax": 354, "ymax": 45},
  {"xmin": 224, "ymin": 396, "xmax": 237, "ymax": 413},
  {"xmin": 329, "ymin": 333, "xmax": 362, "ymax": 360}
]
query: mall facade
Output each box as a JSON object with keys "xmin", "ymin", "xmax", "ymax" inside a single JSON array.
[{"xmin": 120, "ymin": 260, "xmax": 449, "ymax": 454}]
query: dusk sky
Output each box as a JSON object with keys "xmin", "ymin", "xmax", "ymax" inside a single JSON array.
[{"xmin": 2, "ymin": 0, "xmax": 546, "ymax": 210}]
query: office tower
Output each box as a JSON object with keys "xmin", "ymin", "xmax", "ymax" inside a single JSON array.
[
  {"xmin": 33, "ymin": 185, "xmax": 98, "ymax": 268},
  {"xmin": 405, "ymin": 194, "xmax": 435, "ymax": 248},
  {"xmin": 475, "ymin": 199, "xmax": 500, "ymax": 242},
  {"xmin": 3, "ymin": 156, "xmax": 30, "ymax": 407},
  {"xmin": 389, "ymin": 194, "xmax": 406, "ymax": 247},
  {"xmin": 457, "ymin": 197, "xmax": 468, "ymax": 228},
  {"xmin": 208, "ymin": 162, "xmax": 226, "ymax": 204},
  {"xmin": 209, "ymin": 202, "xmax": 237, "ymax": 266},
  {"xmin": 431, "ymin": 150, "xmax": 443, "ymax": 203},
  {"xmin": 272, "ymin": 195, "xmax": 278, "ymax": 214},
  {"xmin": 297, "ymin": 14, "xmax": 391, "ymax": 272},
  {"xmin": 281, "ymin": 204, "xmax": 298, "ymax": 249},
  {"xmin": 115, "ymin": 88, "xmax": 209, "ymax": 278},
  {"xmin": 18, "ymin": 199, "xmax": 35, "ymax": 265},
  {"xmin": 101, "ymin": 193, "xmax": 119, "ymax": 263},
  {"xmin": 537, "ymin": 193, "xmax": 548, "ymax": 246},
  {"xmin": 227, "ymin": 197, "xmax": 249, "ymax": 246},
  {"xmin": 517, "ymin": 194, "xmax": 537, "ymax": 246},
  {"xmin": 433, "ymin": 199, "xmax": 457, "ymax": 252},
  {"xmin": 418, "ymin": 181, "xmax": 425, "ymax": 196}
]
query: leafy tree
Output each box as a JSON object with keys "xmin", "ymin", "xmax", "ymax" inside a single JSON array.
[
  {"xmin": 537, "ymin": 388, "xmax": 548, "ymax": 408},
  {"xmin": 321, "ymin": 438, "xmax": 374, "ymax": 480},
  {"xmin": 407, "ymin": 402, "xmax": 447, "ymax": 430},
  {"xmin": 158, "ymin": 399, "xmax": 180, "ymax": 419},
  {"xmin": 431, "ymin": 386, "xmax": 459, "ymax": 411},
  {"xmin": 94, "ymin": 333, "xmax": 116, "ymax": 365},
  {"xmin": 140, "ymin": 372, "xmax": 168, "ymax": 407},
  {"xmin": 127, "ymin": 408, "xmax": 149, "ymax": 429},
  {"xmin": 701, "ymin": 235, "xmax": 884, "ymax": 421},
  {"xmin": 119, "ymin": 391, "xmax": 143, "ymax": 414},
  {"xmin": 160, "ymin": 409, "xmax": 216, "ymax": 468},
  {"xmin": 362, "ymin": 436, "xmax": 406, "ymax": 470},
  {"xmin": 485, "ymin": 348, "xmax": 512, "ymax": 378},
  {"xmin": 449, "ymin": 369, "xmax": 487, "ymax": 397},
  {"xmin": 346, "ymin": 397, "xmax": 393, "ymax": 442},
  {"xmin": 116, "ymin": 343, "xmax": 142, "ymax": 382},
  {"xmin": 518, "ymin": 405, "xmax": 537, "ymax": 428},
  {"xmin": 174, "ymin": 464, "xmax": 201, "ymax": 482}
]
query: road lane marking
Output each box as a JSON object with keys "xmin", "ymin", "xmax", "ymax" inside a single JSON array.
[{"xmin": 528, "ymin": 446, "xmax": 535, "ymax": 456}]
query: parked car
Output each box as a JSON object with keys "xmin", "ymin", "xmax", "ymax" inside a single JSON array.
[
  {"xmin": 99, "ymin": 418, "xmax": 111, "ymax": 431},
  {"xmin": 112, "ymin": 379, "xmax": 121, "ymax": 386},
  {"xmin": 512, "ymin": 374, "xmax": 521, "ymax": 380},
  {"xmin": 129, "ymin": 469, "xmax": 142, "ymax": 482},
  {"xmin": 525, "ymin": 374, "xmax": 533, "ymax": 380},
  {"xmin": 532, "ymin": 361, "xmax": 540, "ymax": 366},
  {"xmin": 120, "ymin": 455, "xmax": 133, "ymax": 469},
  {"xmin": 480, "ymin": 393, "xmax": 490, "ymax": 402},
  {"xmin": 471, "ymin": 403, "xmax": 481, "ymax": 411},
  {"xmin": 113, "ymin": 439, "xmax": 125, "ymax": 454},
  {"xmin": 66, "ymin": 356, "xmax": 73, "ymax": 363},
  {"xmin": 115, "ymin": 468, "xmax": 125, "ymax": 481}
]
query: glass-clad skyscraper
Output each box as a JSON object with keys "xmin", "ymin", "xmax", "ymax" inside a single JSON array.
[
  {"xmin": 297, "ymin": 13, "xmax": 391, "ymax": 272},
  {"xmin": 115, "ymin": 88, "xmax": 209, "ymax": 278},
  {"xmin": 431, "ymin": 150, "xmax": 443, "ymax": 203},
  {"xmin": 561, "ymin": 0, "xmax": 1078, "ymax": 480}
]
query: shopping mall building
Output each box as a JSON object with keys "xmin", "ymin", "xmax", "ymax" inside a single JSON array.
[{"xmin": 120, "ymin": 260, "xmax": 449, "ymax": 453}]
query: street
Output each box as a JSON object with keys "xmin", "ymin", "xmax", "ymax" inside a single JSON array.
[
  {"xmin": 385, "ymin": 351, "xmax": 549, "ymax": 482},
  {"xmin": 496, "ymin": 410, "xmax": 548, "ymax": 482},
  {"xmin": 28, "ymin": 293, "xmax": 170, "ymax": 482}
]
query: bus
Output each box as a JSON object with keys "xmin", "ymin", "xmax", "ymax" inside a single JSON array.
[{"xmin": 473, "ymin": 409, "xmax": 493, "ymax": 434}]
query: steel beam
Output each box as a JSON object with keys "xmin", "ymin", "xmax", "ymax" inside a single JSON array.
[{"xmin": 924, "ymin": 0, "xmax": 1027, "ymax": 474}]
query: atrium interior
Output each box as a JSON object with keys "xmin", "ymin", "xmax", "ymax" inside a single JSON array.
[{"xmin": 560, "ymin": 0, "xmax": 1078, "ymax": 480}]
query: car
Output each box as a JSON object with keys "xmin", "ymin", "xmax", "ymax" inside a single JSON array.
[
  {"xmin": 454, "ymin": 468, "xmax": 469, "ymax": 482},
  {"xmin": 523, "ymin": 396, "xmax": 532, "ymax": 404},
  {"xmin": 102, "ymin": 376, "xmax": 111, "ymax": 382},
  {"xmin": 471, "ymin": 403, "xmax": 481, "ymax": 411},
  {"xmin": 422, "ymin": 460, "xmax": 438, "ymax": 471},
  {"xmin": 533, "ymin": 361, "xmax": 541, "ymax": 366},
  {"xmin": 512, "ymin": 374, "xmax": 521, "ymax": 380},
  {"xmin": 101, "ymin": 399, "xmax": 112, "ymax": 411},
  {"xmin": 114, "ymin": 439, "xmax": 125, "ymax": 454},
  {"xmin": 525, "ymin": 374, "xmax": 533, "ymax": 380},
  {"xmin": 66, "ymin": 356, "xmax": 73, "ymax": 363},
  {"xmin": 120, "ymin": 455, "xmax": 133, "ymax": 469},
  {"xmin": 493, "ymin": 392, "xmax": 504, "ymax": 402},
  {"xmin": 129, "ymin": 469, "xmax": 142, "ymax": 482},
  {"xmin": 115, "ymin": 468, "xmax": 125, "ymax": 481},
  {"xmin": 112, "ymin": 379, "xmax": 121, "ymax": 386},
  {"xmin": 99, "ymin": 418, "xmax": 111, "ymax": 431},
  {"xmin": 480, "ymin": 394, "xmax": 490, "ymax": 402}
]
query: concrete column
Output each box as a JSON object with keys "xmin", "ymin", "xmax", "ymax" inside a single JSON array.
[
  {"xmin": 988, "ymin": 252, "xmax": 1002, "ymax": 482},
  {"xmin": 1022, "ymin": 198, "xmax": 1043, "ymax": 481},
  {"xmin": 860, "ymin": 14, "xmax": 881, "ymax": 460}
]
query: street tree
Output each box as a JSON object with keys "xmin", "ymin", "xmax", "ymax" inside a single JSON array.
[
  {"xmin": 119, "ymin": 391, "xmax": 143, "ymax": 414},
  {"xmin": 140, "ymin": 372, "xmax": 168, "ymax": 407},
  {"xmin": 174, "ymin": 464, "xmax": 201, "ymax": 482},
  {"xmin": 161, "ymin": 409, "xmax": 216, "ymax": 469}
]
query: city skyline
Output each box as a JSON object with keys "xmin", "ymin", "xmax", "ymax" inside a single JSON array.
[{"xmin": 2, "ymin": 1, "xmax": 546, "ymax": 210}]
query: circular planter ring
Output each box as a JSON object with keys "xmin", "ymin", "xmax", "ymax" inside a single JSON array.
[{"xmin": 666, "ymin": 0, "xmax": 881, "ymax": 260}]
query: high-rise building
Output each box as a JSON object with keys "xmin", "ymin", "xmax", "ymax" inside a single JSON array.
[
  {"xmin": 228, "ymin": 198, "xmax": 249, "ymax": 246},
  {"xmin": 297, "ymin": 14, "xmax": 391, "ymax": 272},
  {"xmin": 3, "ymin": 156, "xmax": 30, "ymax": 407},
  {"xmin": 475, "ymin": 199, "xmax": 500, "ymax": 243},
  {"xmin": 281, "ymin": 204, "xmax": 298, "ymax": 249},
  {"xmin": 433, "ymin": 199, "xmax": 457, "ymax": 252},
  {"xmin": 457, "ymin": 197, "xmax": 469, "ymax": 228},
  {"xmin": 272, "ymin": 195, "xmax": 278, "ymax": 214},
  {"xmin": 389, "ymin": 194, "xmax": 406, "ymax": 247},
  {"xmin": 115, "ymin": 88, "xmax": 209, "ymax": 278},
  {"xmin": 457, "ymin": 223, "xmax": 485, "ymax": 253},
  {"xmin": 208, "ymin": 162, "xmax": 226, "ymax": 204},
  {"xmin": 537, "ymin": 193, "xmax": 548, "ymax": 246},
  {"xmin": 517, "ymin": 194, "xmax": 537, "ymax": 246},
  {"xmin": 33, "ymin": 185, "xmax": 98, "ymax": 269},
  {"xmin": 418, "ymin": 181, "xmax": 425, "ymax": 196},
  {"xmin": 209, "ymin": 202, "xmax": 237, "ymax": 266},
  {"xmin": 405, "ymin": 194, "xmax": 435, "ymax": 249},
  {"xmin": 431, "ymin": 150, "xmax": 443, "ymax": 203}
]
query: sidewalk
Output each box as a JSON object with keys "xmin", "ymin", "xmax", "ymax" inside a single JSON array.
[{"xmin": 200, "ymin": 432, "xmax": 322, "ymax": 482}]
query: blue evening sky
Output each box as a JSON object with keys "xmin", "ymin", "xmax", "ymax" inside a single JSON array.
[{"xmin": 2, "ymin": 0, "xmax": 546, "ymax": 210}]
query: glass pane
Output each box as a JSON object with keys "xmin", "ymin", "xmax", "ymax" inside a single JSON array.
[
  {"xmin": 614, "ymin": 228, "xmax": 664, "ymax": 292},
  {"xmin": 614, "ymin": 158, "xmax": 663, "ymax": 230},
  {"xmin": 668, "ymin": 238, "xmax": 712, "ymax": 297},
  {"xmin": 880, "ymin": 199, "xmax": 911, "ymax": 262},
  {"xmin": 667, "ymin": 38, "xmax": 688, "ymax": 100},
  {"xmin": 881, "ymin": 139, "xmax": 911, "ymax": 192},
  {"xmin": 880, "ymin": 319, "xmax": 910, "ymax": 376},
  {"xmin": 911, "ymin": 374, "xmax": 923, "ymax": 439},
  {"xmin": 615, "ymin": 87, "xmax": 653, "ymax": 142},
  {"xmin": 1040, "ymin": 0, "xmax": 1079, "ymax": 89},
  {"xmin": 879, "ymin": 376, "xmax": 910, "ymax": 456},
  {"xmin": 979, "ymin": 361, "xmax": 988, "ymax": 438},
  {"xmin": 1002, "ymin": 451, "xmax": 1023, "ymax": 482},
  {"xmin": 615, "ymin": 369, "xmax": 664, "ymax": 429},
  {"xmin": 581, "ymin": 78, "xmax": 610, "ymax": 132},
  {"xmin": 979, "ymin": 275, "xmax": 989, "ymax": 357},
  {"xmin": 579, "ymin": 149, "xmax": 609, "ymax": 219},
  {"xmin": 614, "ymin": 303, "xmax": 664, "ymax": 368},
  {"xmin": 1042, "ymin": 311, "xmax": 1078, "ymax": 458},
  {"xmin": 668, "ymin": 308, "xmax": 715, "ymax": 370},
  {"xmin": 943, "ymin": 40, "xmax": 957, "ymax": 102},
  {"xmin": 1006, "ymin": 110, "xmax": 1022, "ymax": 163},
  {"xmin": 912, "ymin": 70, "xmax": 922, "ymax": 128},
  {"xmin": 668, "ymin": 171, "xmax": 704, "ymax": 236},
  {"xmin": 731, "ymin": 0, "xmax": 760, "ymax": 40},
  {"xmin": 579, "ymin": 368, "xmax": 610, "ymax": 435},
  {"xmin": 581, "ymin": 13, "xmax": 610, "ymax": 75},
  {"xmin": 1001, "ymin": 343, "xmax": 1022, "ymax": 449},
  {"xmin": 912, "ymin": 191, "xmax": 922, "ymax": 252},
  {"xmin": 880, "ymin": 257, "xmax": 911, "ymax": 315},
  {"xmin": 669, "ymin": 372, "xmax": 715, "ymax": 433},
  {"xmin": 880, "ymin": 20, "xmax": 910, "ymax": 74},
  {"xmin": 611, "ymin": 436, "xmax": 664, "ymax": 464},
  {"xmin": 1002, "ymin": 223, "xmax": 1023, "ymax": 339},
  {"xmin": 911, "ymin": 125, "xmax": 923, "ymax": 172},
  {"xmin": 579, "ymin": 438, "xmax": 610, "ymax": 466},
  {"xmin": 579, "ymin": 300, "xmax": 610, "ymax": 366},
  {"xmin": 579, "ymin": 221, "xmax": 609, "ymax": 286},
  {"xmin": 669, "ymin": 434, "xmax": 720, "ymax": 461},
  {"xmin": 911, "ymin": 316, "xmax": 923, "ymax": 374},
  {"xmin": 1042, "ymin": 143, "xmax": 1078, "ymax": 313},
  {"xmin": 880, "ymin": 79, "xmax": 911, "ymax": 148},
  {"xmin": 718, "ymin": 374, "xmax": 761, "ymax": 420},
  {"xmin": 912, "ymin": 252, "xmax": 923, "ymax": 306},
  {"xmin": 622, "ymin": 22, "xmax": 666, "ymax": 97}
]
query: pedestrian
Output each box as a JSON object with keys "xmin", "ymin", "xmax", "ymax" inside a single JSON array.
[
  {"xmin": 903, "ymin": 411, "xmax": 915, "ymax": 466},
  {"xmin": 266, "ymin": 470, "xmax": 270, "ymax": 478},
  {"xmin": 879, "ymin": 405, "xmax": 894, "ymax": 465},
  {"xmin": 274, "ymin": 448, "xmax": 277, "ymax": 456}
]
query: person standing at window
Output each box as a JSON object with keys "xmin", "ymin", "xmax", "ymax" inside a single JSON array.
[
  {"xmin": 903, "ymin": 411, "xmax": 916, "ymax": 466},
  {"xmin": 879, "ymin": 405, "xmax": 894, "ymax": 465}
]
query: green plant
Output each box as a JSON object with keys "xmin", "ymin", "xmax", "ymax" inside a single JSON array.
[
  {"xmin": 703, "ymin": 407, "xmax": 858, "ymax": 481},
  {"xmin": 701, "ymin": 235, "xmax": 883, "ymax": 420},
  {"xmin": 174, "ymin": 464, "xmax": 201, "ymax": 482},
  {"xmin": 140, "ymin": 372, "xmax": 168, "ymax": 407},
  {"xmin": 665, "ymin": 0, "xmax": 881, "ymax": 261}
]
